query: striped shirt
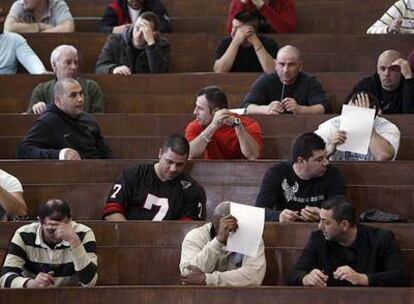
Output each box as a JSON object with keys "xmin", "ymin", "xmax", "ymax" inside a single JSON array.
[
  {"xmin": 367, "ymin": 0, "xmax": 414, "ymax": 34},
  {"xmin": 0, "ymin": 221, "xmax": 97, "ymax": 288}
]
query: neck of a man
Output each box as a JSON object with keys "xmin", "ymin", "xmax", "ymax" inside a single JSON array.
[
  {"xmin": 153, "ymin": 162, "xmax": 167, "ymax": 182},
  {"xmin": 32, "ymin": 0, "xmax": 48, "ymax": 19},
  {"xmin": 338, "ymin": 225, "xmax": 357, "ymax": 247},
  {"xmin": 292, "ymin": 163, "xmax": 311, "ymax": 180}
]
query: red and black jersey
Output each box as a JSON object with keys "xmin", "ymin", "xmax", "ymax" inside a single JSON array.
[{"xmin": 103, "ymin": 163, "xmax": 205, "ymax": 220}]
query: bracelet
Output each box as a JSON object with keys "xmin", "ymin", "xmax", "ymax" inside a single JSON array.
[
  {"xmin": 255, "ymin": 45, "xmax": 263, "ymax": 52},
  {"xmin": 201, "ymin": 132, "xmax": 211, "ymax": 143}
]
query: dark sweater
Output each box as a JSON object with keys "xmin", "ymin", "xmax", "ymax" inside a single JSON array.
[{"xmin": 287, "ymin": 225, "xmax": 409, "ymax": 287}]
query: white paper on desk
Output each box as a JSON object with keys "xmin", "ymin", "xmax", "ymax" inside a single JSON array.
[
  {"xmin": 227, "ymin": 202, "xmax": 264, "ymax": 257},
  {"xmin": 228, "ymin": 108, "xmax": 245, "ymax": 115},
  {"xmin": 337, "ymin": 105, "xmax": 375, "ymax": 155}
]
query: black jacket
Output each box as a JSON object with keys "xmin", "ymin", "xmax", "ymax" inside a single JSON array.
[
  {"xmin": 287, "ymin": 225, "xmax": 409, "ymax": 287},
  {"xmin": 95, "ymin": 26, "xmax": 170, "ymax": 74},
  {"xmin": 98, "ymin": 0, "xmax": 172, "ymax": 33},
  {"xmin": 17, "ymin": 104, "xmax": 113, "ymax": 159},
  {"xmin": 345, "ymin": 73, "xmax": 414, "ymax": 114}
]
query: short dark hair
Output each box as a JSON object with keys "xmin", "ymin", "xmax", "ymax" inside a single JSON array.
[
  {"xmin": 197, "ymin": 86, "xmax": 228, "ymax": 110},
  {"xmin": 234, "ymin": 11, "xmax": 258, "ymax": 27},
  {"xmin": 140, "ymin": 11, "xmax": 160, "ymax": 31},
  {"xmin": 291, "ymin": 132, "xmax": 326, "ymax": 162},
  {"xmin": 348, "ymin": 91, "xmax": 380, "ymax": 116},
  {"xmin": 38, "ymin": 199, "xmax": 71, "ymax": 222},
  {"xmin": 321, "ymin": 195, "xmax": 357, "ymax": 226},
  {"xmin": 161, "ymin": 134, "xmax": 189, "ymax": 156}
]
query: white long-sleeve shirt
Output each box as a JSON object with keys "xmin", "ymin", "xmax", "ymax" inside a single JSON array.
[
  {"xmin": 179, "ymin": 223, "xmax": 266, "ymax": 286},
  {"xmin": 0, "ymin": 32, "xmax": 46, "ymax": 74}
]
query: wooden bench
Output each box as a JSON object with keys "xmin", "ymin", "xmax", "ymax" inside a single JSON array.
[
  {"xmin": 1, "ymin": 114, "xmax": 414, "ymax": 137},
  {"xmin": 0, "ymin": 72, "xmax": 364, "ymax": 113},
  {"xmin": 0, "ymin": 222, "xmax": 412, "ymax": 285},
  {"xmin": 2, "ymin": 135, "xmax": 414, "ymax": 160},
  {"xmin": 1, "ymin": 286, "xmax": 414, "ymax": 304},
  {"xmin": 2, "ymin": 0, "xmax": 396, "ymax": 33},
  {"xmin": 0, "ymin": 160, "xmax": 413, "ymax": 220},
  {"xmin": 17, "ymin": 33, "xmax": 414, "ymax": 73}
]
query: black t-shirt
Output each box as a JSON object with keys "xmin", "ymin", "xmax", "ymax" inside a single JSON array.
[
  {"xmin": 215, "ymin": 35, "xmax": 279, "ymax": 72},
  {"xmin": 103, "ymin": 163, "xmax": 206, "ymax": 220},
  {"xmin": 255, "ymin": 161, "xmax": 345, "ymax": 221},
  {"xmin": 241, "ymin": 72, "xmax": 331, "ymax": 113}
]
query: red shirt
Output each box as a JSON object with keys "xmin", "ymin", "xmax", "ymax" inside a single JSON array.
[
  {"xmin": 226, "ymin": 0, "xmax": 297, "ymax": 33},
  {"xmin": 185, "ymin": 116, "xmax": 264, "ymax": 159}
]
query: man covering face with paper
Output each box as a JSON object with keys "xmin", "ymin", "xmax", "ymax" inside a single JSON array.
[
  {"xmin": 179, "ymin": 201, "xmax": 266, "ymax": 286},
  {"xmin": 315, "ymin": 92, "xmax": 400, "ymax": 161}
]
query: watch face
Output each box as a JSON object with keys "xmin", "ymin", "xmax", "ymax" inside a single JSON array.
[{"xmin": 234, "ymin": 118, "xmax": 241, "ymax": 125}]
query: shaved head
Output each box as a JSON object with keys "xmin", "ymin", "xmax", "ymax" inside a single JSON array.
[
  {"xmin": 377, "ymin": 49, "xmax": 402, "ymax": 91},
  {"xmin": 276, "ymin": 45, "xmax": 301, "ymax": 61},
  {"xmin": 275, "ymin": 45, "xmax": 303, "ymax": 85}
]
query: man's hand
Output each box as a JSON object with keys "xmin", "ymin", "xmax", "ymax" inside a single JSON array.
[
  {"xmin": 279, "ymin": 209, "xmax": 300, "ymax": 222},
  {"xmin": 333, "ymin": 266, "xmax": 369, "ymax": 286},
  {"xmin": 211, "ymin": 108, "xmax": 232, "ymax": 128},
  {"xmin": 113, "ymin": 65, "xmax": 132, "ymax": 75},
  {"xmin": 300, "ymin": 206, "xmax": 320, "ymax": 222},
  {"xmin": 267, "ymin": 100, "xmax": 284, "ymax": 115},
  {"xmin": 392, "ymin": 58, "xmax": 413, "ymax": 79},
  {"xmin": 351, "ymin": 92, "xmax": 370, "ymax": 108},
  {"xmin": 181, "ymin": 265, "xmax": 207, "ymax": 285},
  {"xmin": 26, "ymin": 272, "xmax": 54, "ymax": 288},
  {"xmin": 332, "ymin": 130, "xmax": 347, "ymax": 146},
  {"xmin": 302, "ymin": 269, "xmax": 328, "ymax": 287},
  {"xmin": 112, "ymin": 24, "xmax": 131, "ymax": 34},
  {"xmin": 282, "ymin": 97, "xmax": 302, "ymax": 114},
  {"xmin": 387, "ymin": 18, "xmax": 402, "ymax": 34},
  {"xmin": 216, "ymin": 214, "xmax": 238, "ymax": 244},
  {"xmin": 45, "ymin": 219, "xmax": 81, "ymax": 247},
  {"xmin": 233, "ymin": 25, "xmax": 255, "ymax": 46},
  {"xmin": 140, "ymin": 19, "xmax": 155, "ymax": 45},
  {"xmin": 32, "ymin": 102, "xmax": 47, "ymax": 115},
  {"xmin": 38, "ymin": 22, "xmax": 53, "ymax": 32},
  {"xmin": 62, "ymin": 148, "xmax": 81, "ymax": 160}
]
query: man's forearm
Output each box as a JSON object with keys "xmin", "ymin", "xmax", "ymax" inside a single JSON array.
[
  {"xmin": 369, "ymin": 131, "xmax": 395, "ymax": 161},
  {"xmin": 42, "ymin": 20, "xmax": 74, "ymax": 33},
  {"xmin": 245, "ymin": 104, "xmax": 269, "ymax": 115},
  {"xmin": 234, "ymin": 124, "xmax": 261, "ymax": 159},
  {"xmin": 0, "ymin": 187, "xmax": 27, "ymax": 217},
  {"xmin": 4, "ymin": 18, "xmax": 40, "ymax": 33},
  {"xmin": 213, "ymin": 40, "xmax": 240, "ymax": 72}
]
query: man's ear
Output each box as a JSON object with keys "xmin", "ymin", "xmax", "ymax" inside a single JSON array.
[
  {"xmin": 296, "ymin": 156, "xmax": 305, "ymax": 165},
  {"xmin": 340, "ymin": 219, "xmax": 350, "ymax": 230},
  {"xmin": 298, "ymin": 60, "xmax": 304, "ymax": 71},
  {"xmin": 158, "ymin": 148, "xmax": 163, "ymax": 159}
]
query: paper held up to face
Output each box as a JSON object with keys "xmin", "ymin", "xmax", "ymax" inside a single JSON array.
[
  {"xmin": 226, "ymin": 202, "xmax": 265, "ymax": 258},
  {"xmin": 338, "ymin": 105, "xmax": 375, "ymax": 155}
]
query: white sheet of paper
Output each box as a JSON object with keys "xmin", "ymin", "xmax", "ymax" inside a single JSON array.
[
  {"xmin": 337, "ymin": 105, "xmax": 375, "ymax": 155},
  {"xmin": 228, "ymin": 108, "xmax": 245, "ymax": 115},
  {"xmin": 226, "ymin": 202, "xmax": 264, "ymax": 257}
]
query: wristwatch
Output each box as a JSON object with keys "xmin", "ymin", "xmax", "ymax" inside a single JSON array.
[{"xmin": 232, "ymin": 117, "xmax": 241, "ymax": 128}]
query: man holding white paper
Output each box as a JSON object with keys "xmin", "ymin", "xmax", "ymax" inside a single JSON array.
[
  {"xmin": 315, "ymin": 92, "xmax": 400, "ymax": 161},
  {"xmin": 179, "ymin": 201, "xmax": 266, "ymax": 286}
]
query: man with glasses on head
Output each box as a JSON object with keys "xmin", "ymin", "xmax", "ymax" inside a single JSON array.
[{"xmin": 346, "ymin": 49, "xmax": 414, "ymax": 113}]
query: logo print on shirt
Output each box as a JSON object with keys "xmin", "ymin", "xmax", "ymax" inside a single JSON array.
[
  {"xmin": 282, "ymin": 179, "xmax": 299, "ymax": 202},
  {"xmin": 180, "ymin": 180, "xmax": 192, "ymax": 189}
]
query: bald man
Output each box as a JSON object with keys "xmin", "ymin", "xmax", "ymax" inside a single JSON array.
[
  {"xmin": 346, "ymin": 50, "xmax": 414, "ymax": 114},
  {"xmin": 241, "ymin": 45, "xmax": 330, "ymax": 115},
  {"xmin": 179, "ymin": 201, "xmax": 266, "ymax": 286}
]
